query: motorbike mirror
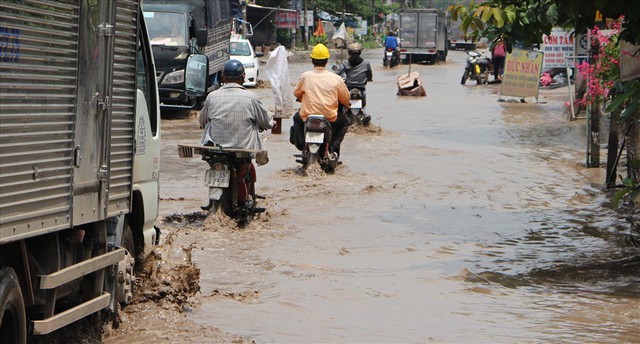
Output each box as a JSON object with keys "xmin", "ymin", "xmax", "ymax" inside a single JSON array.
[
  {"xmin": 184, "ymin": 53, "xmax": 208, "ymax": 96},
  {"xmin": 195, "ymin": 29, "xmax": 208, "ymax": 48}
]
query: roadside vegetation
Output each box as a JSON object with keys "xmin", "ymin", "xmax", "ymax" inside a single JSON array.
[{"xmin": 448, "ymin": 0, "xmax": 640, "ymax": 245}]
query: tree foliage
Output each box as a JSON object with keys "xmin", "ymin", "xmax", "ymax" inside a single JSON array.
[
  {"xmin": 448, "ymin": 0, "xmax": 640, "ymax": 47},
  {"xmin": 449, "ymin": 0, "xmax": 559, "ymax": 50}
]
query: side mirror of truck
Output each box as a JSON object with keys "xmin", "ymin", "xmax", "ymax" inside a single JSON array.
[
  {"xmin": 195, "ymin": 29, "xmax": 208, "ymax": 48},
  {"xmin": 184, "ymin": 53, "xmax": 208, "ymax": 97}
]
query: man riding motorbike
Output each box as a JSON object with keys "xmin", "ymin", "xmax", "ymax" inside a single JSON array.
[
  {"xmin": 333, "ymin": 42, "xmax": 373, "ymax": 124},
  {"xmin": 291, "ymin": 43, "xmax": 351, "ymax": 160},
  {"xmin": 384, "ymin": 31, "xmax": 400, "ymax": 66},
  {"xmin": 199, "ymin": 59, "xmax": 274, "ymax": 210}
]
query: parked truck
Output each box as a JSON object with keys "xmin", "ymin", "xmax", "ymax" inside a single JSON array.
[
  {"xmin": 0, "ymin": 0, "xmax": 207, "ymax": 340},
  {"xmin": 142, "ymin": 0, "xmax": 237, "ymax": 111},
  {"xmin": 398, "ymin": 9, "xmax": 448, "ymax": 64},
  {"xmin": 448, "ymin": 17, "xmax": 477, "ymax": 51}
]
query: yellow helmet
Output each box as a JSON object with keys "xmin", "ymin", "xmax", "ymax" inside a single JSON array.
[{"xmin": 310, "ymin": 43, "xmax": 330, "ymax": 59}]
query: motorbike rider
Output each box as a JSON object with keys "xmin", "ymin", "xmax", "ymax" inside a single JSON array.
[
  {"xmin": 333, "ymin": 42, "xmax": 373, "ymax": 124},
  {"xmin": 291, "ymin": 43, "xmax": 351, "ymax": 160},
  {"xmin": 384, "ymin": 31, "xmax": 400, "ymax": 64},
  {"xmin": 199, "ymin": 59, "xmax": 274, "ymax": 210},
  {"xmin": 384, "ymin": 31, "xmax": 399, "ymax": 51}
]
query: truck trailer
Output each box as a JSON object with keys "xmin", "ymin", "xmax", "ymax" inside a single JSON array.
[
  {"xmin": 399, "ymin": 8, "xmax": 448, "ymax": 64},
  {"xmin": 142, "ymin": 0, "xmax": 237, "ymax": 111},
  {"xmin": 0, "ymin": 0, "xmax": 207, "ymax": 340}
]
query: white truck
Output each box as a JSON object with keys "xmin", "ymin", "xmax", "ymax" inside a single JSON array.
[
  {"xmin": 399, "ymin": 8, "xmax": 448, "ymax": 64},
  {"xmin": 0, "ymin": 0, "xmax": 207, "ymax": 341}
]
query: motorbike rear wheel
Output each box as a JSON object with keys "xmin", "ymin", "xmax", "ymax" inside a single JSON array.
[{"xmin": 461, "ymin": 69, "xmax": 469, "ymax": 85}]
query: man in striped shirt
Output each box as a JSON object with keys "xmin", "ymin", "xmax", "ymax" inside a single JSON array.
[{"xmin": 199, "ymin": 59, "xmax": 274, "ymax": 209}]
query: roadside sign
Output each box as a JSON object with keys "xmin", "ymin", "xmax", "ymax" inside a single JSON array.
[
  {"xmin": 621, "ymin": 41, "xmax": 640, "ymax": 81},
  {"xmin": 275, "ymin": 12, "xmax": 297, "ymax": 29},
  {"xmin": 501, "ymin": 49, "xmax": 544, "ymax": 100},
  {"xmin": 541, "ymin": 28, "xmax": 575, "ymax": 70},
  {"xmin": 298, "ymin": 10, "xmax": 313, "ymax": 28}
]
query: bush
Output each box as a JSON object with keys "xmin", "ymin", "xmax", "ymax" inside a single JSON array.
[{"xmin": 310, "ymin": 34, "xmax": 328, "ymax": 46}]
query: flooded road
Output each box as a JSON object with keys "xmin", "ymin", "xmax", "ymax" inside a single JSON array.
[{"xmin": 106, "ymin": 48, "xmax": 639, "ymax": 343}]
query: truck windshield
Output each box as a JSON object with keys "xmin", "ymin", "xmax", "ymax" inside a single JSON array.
[{"xmin": 144, "ymin": 11, "xmax": 188, "ymax": 47}]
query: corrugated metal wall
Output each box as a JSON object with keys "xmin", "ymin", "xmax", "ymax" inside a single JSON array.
[
  {"xmin": 0, "ymin": 0, "xmax": 141, "ymax": 242},
  {"xmin": 0, "ymin": 0, "xmax": 80, "ymax": 242},
  {"xmin": 108, "ymin": 0, "xmax": 138, "ymax": 217}
]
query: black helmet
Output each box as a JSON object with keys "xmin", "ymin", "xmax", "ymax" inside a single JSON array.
[{"xmin": 222, "ymin": 59, "xmax": 245, "ymax": 78}]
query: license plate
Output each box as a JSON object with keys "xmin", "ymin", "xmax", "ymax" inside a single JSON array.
[
  {"xmin": 205, "ymin": 169, "xmax": 230, "ymax": 187},
  {"xmin": 386, "ymin": 52, "xmax": 393, "ymax": 57},
  {"xmin": 350, "ymin": 99, "xmax": 362, "ymax": 109},
  {"xmin": 305, "ymin": 131, "xmax": 324, "ymax": 144}
]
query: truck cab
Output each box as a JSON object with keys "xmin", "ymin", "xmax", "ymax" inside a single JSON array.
[{"xmin": 143, "ymin": 0, "xmax": 236, "ymax": 111}]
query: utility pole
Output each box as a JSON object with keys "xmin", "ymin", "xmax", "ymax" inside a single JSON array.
[
  {"xmin": 303, "ymin": 0, "xmax": 308, "ymax": 49},
  {"xmin": 241, "ymin": 0, "xmax": 247, "ymax": 37}
]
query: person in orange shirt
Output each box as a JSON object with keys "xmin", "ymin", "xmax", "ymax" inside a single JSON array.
[{"xmin": 291, "ymin": 44, "xmax": 351, "ymax": 158}]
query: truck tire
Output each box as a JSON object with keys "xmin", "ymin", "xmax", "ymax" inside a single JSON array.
[
  {"xmin": 0, "ymin": 267, "xmax": 27, "ymax": 344},
  {"xmin": 117, "ymin": 221, "xmax": 136, "ymax": 306}
]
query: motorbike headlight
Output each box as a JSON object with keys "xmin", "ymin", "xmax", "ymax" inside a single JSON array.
[
  {"xmin": 161, "ymin": 70, "xmax": 184, "ymax": 85},
  {"xmin": 243, "ymin": 62, "xmax": 255, "ymax": 69}
]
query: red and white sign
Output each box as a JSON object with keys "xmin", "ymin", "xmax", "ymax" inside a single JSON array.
[{"xmin": 541, "ymin": 28, "xmax": 575, "ymax": 69}]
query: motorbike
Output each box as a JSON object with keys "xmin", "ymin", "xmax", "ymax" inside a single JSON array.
[
  {"xmin": 461, "ymin": 51, "xmax": 493, "ymax": 85},
  {"xmin": 295, "ymin": 114, "xmax": 338, "ymax": 173},
  {"xmin": 345, "ymin": 88, "xmax": 371, "ymax": 126},
  {"xmin": 178, "ymin": 143, "xmax": 267, "ymax": 225},
  {"xmin": 383, "ymin": 48, "xmax": 399, "ymax": 68}
]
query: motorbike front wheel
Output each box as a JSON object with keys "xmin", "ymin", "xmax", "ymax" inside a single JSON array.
[{"xmin": 461, "ymin": 69, "xmax": 469, "ymax": 85}]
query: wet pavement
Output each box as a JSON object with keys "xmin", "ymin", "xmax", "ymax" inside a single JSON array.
[{"xmin": 104, "ymin": 48, "xmax": 640, "ymax": 343}]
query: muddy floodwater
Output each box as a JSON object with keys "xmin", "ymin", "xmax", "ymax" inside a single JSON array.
[{"xmin": 103, "ymin": 48, "xmax": 639, "ymax": 343}]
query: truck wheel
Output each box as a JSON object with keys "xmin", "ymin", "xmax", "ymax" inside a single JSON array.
[
  {"xmin": 0, "ymin": 267, "xmax": 27, "ymax": 344},
  {"xmin": 118, "ymin": 222, "xmax": 136, "ymax": 306}
]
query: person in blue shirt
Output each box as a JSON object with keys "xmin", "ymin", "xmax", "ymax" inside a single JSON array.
[
  {"xmin": 383, "ymin": 31, "xmax": 400, "ymax": 67},
  {"xmin": 384, "ymin": 31, "xmax": 398, "ymax": 51}
]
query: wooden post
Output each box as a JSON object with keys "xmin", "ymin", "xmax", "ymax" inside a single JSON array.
[
  {"xmin": 606, "ymin": 108, "xmax": 621, "ymax": 188},
  {"xmin": 587, "ymin": 101, "xmax": 601, "ymax": 167},
  {"xmin": 629, "ymin": 108, "xmax": 640, "ymax": 182},
  {"xmin": 303, "ymin": 0, "xmax": 308, "ymax": 50}
]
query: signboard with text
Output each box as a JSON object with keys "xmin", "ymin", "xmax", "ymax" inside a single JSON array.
[
  {"xmin": 621, "ymin": 41, "xmax": 640, "ymax": 81},
  {"xmin": 541, "ymin": 27, "xmax": 574, "ymax": 69},
  {"xmin": 275, "ymin": 12, "xmax": 297, "ymax": 29},
  {"xmin": 298, "ymin": 10, "xmax": 313, "ymax": 28},
  {"xmin": 501, "ymin": 49, "xmax": 544, "ymax": 100}
]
